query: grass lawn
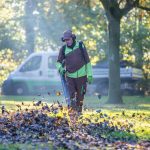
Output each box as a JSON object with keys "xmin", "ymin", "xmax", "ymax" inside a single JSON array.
[
  {"xmin": 0, "ymin": 143, "xmax": 54, "ymax": 150},
  {"xmin": 0, "ymin": 95, "xmax": 150, "ymax": 149}
]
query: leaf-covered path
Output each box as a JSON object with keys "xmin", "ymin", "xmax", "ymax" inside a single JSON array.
[{"xmin": 0, "ymin": 102, "xmax": 149, "ymax": 149}]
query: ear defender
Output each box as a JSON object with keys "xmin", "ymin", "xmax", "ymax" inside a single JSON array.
[
  {"xmin": 61, "ymin": 37, "xmax": 65, "ymax": 42},
  {"xmin": 72, "ymin": 34, "xmax": 76, "ymax": 40}
]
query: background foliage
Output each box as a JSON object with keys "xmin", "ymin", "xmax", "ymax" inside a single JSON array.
[{"xmin": 0, "ymin": 0, "xmax": 149, "ymax": 91}]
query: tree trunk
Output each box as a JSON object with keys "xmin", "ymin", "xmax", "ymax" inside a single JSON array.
[
  {"xmin": 135, "ymin": 14, "xmax": 143, "ymax": 69},
  {"xmin": 24, "ymin": 0, "xmax": 35, "ymax": 55},
  {"xmin": 107, "ymin": 17, "xmax": 123, "ymax": 104}
]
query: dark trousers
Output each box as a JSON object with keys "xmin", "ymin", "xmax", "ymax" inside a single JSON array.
[{"xmin": 66, "ymin": 76, "xmax": 87, "ymax": 112}]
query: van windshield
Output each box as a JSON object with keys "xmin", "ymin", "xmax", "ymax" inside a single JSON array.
[
  {"xmin": 48, "ymin": 56, "xmax": 57, "ymax": 69},
  {"xmin": 20, "ymin": 56, "xmax": 42, "ymax": 72}
]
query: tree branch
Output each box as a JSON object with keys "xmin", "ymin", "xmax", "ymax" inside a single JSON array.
[
  {"xmin": 100, "ymin": 0, "xmax": 122, "ymax": 19},
  {"xmin": 137, "ymin": 5, "xmax": 150, "ymax": 11},
  {"xmin": 118, "ymin": 0, "xmax": 124, "ymax": 6},
  {"xmin": 99, "ymin": 0, "xmax": 110, "ymax": 10},
  {"xmin": 99, "ymin": 0, "xmax": 111, "ymax": 20},
  {"xmin": 120, "ymin": 0, "xmax": 139, "ymax": 16}
]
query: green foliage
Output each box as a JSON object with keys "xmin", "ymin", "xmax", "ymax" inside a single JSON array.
[
  {"xmin": 0, "ymin": 0, "xmax": 149, "ymax": 64},
  {"xmin": 0, "ymin": 49, "xmax": 27, "ymax": 86},
  {"xmin": 57, "ymin": 0, "xmax": 107, "ymax": 64},
  {"xmin": 0, "ymin": 0, "xmax": 149, "ymax": 91},
  {"xmin": 0, "ymin": 0, "xmax": 25, "ymax": 52},
  {"xmin": 120, "ymin": 8, "xmax": 150, "ymax": 78}
]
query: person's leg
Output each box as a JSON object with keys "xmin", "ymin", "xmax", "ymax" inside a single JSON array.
[
  {"xmin": 75, "ymin": 76, "xmax": 87, "ymax": 113},
  {"xmin": 66, "ymin": 77, "xmax": 78, "ymax": 125},
  {"xmin": 66, "ymin": 77, "xmax": 76, "ymax": 109}
]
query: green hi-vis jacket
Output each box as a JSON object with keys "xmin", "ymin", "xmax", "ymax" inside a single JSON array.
[{"xmin": 56, "ymin": 41, "xmax": 92, "ymax": 78}]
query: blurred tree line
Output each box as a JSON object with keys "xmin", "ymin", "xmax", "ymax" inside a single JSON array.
[{"xmin": 0, "ymin": 0, "xmax": 149, "ymax": 96}]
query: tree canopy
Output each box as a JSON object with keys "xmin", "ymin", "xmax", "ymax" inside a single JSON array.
[{"xmin": 0, "ymin": 0, "xmax": 149, "ymax": 97}]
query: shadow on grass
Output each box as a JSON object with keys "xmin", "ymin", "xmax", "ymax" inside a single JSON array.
[
  {"xmin": 1, "ymin": 95, "xmax": 150, "ymax": 111},
  {"xmin": 84, "ymin": 95, "xmax": 150, "ymax": 111},
  {"xmin": 85, "ymin": 121, "xmax": 138, "ymax": 144},
  {"xmin": 0, "ymin": 143, "xmax": 54, "ymax": 150},
  {"xmin": 93, "ymin": 104, "xmax": 150, "ymax": 111}
]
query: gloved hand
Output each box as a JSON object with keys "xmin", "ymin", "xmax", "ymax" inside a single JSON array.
[
  {"xmin": 59, "ymin": 67, "xmax": 66, "ymax": 75},
  {"xmin": 87, "ymin": 76, "xmax": 93, "ymax": 84}
]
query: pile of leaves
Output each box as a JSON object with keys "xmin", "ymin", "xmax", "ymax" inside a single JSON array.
[{"xmin": 0, "ymin": 101, "xmax": 149, "ymax": 149}]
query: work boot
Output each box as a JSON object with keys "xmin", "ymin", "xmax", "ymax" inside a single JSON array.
[
  {"xmin": 68, "ymin": 107, "xmax": 78, "ymax": 126},
  {"xmin": 76, "ymin": 106, "xmax": 82, "ymax": 116},
  {"xmin": 70, "ymin": 97, "xmax": 77, "ymax": 110}
]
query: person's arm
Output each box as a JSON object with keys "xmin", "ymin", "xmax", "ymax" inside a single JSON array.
[
  {"xmin": 81, "ymin": 42, "xmax": 90, "ymax": 64},
  {"xmin": 81, "ymin": 42, "xmax": 93, "ymax": 83},
  {"xmin": 56, "ymin": 46, "xmax": 65, "ymax": 74},
  {"xmin": 86, "ymin": 62, "xmax": 93, "ymax": 77}
]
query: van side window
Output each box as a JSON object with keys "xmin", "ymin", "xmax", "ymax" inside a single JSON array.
[
  {"xmin": 20, "ymin": 56, "xmax": 41, "ymax": 72},
  {"xmin": 48, "ymin": 56, "xmax": 56, "ymax": 69}
]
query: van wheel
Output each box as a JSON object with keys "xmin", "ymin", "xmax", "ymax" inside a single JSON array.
[{"xmin": 13, "ymin": 83, "xmax": 28, "ymax": 95}]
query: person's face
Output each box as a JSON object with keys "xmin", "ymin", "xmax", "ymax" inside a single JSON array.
[{"xmin": 64, "ymin": 38, "xmax": 73, "ymax": 46}]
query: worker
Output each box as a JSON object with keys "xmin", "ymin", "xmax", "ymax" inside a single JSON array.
[{"xmin": 56, "ymin": 29, "xmax": 93, "ymax": 115}]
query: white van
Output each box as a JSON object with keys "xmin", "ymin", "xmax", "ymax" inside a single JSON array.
[
  {"xmin": 2, "ymin": 51, "xmax": 144, "ymax": 95},
  {"xmin": 2, "ymin": 51, "xmax": 62, "ymax": 95}
]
